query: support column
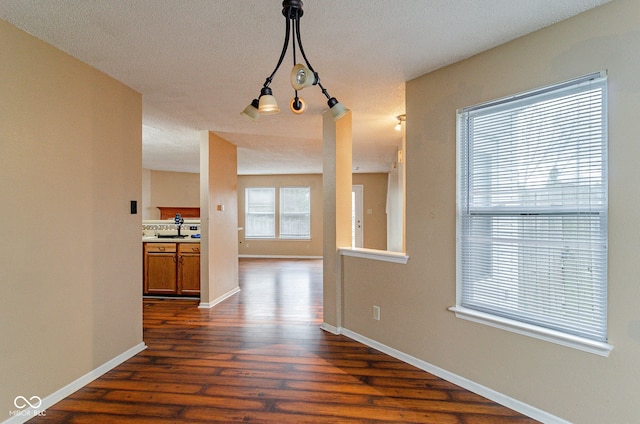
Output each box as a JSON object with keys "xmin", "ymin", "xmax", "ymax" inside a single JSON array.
[
  {"xmin": 199, "ymin": 131, "xmax": 240, "ymax": 308},
  {"xmin": 322, "ymin": 111, "xmax": 352, "ymax": 332}
]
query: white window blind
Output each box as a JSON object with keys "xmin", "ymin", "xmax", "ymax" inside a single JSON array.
[
  {"xmin": 280, "ymin": 187, "xmax": 311, "ymax": 239},
  {"xmin": 456, "ymin": 72, "xmax": 608, "ymax": 343},
  {"xmin": 245, "ymin": 187, "xmax": 275, "ymax": 238}
]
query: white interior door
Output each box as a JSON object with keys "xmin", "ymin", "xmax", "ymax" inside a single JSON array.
[{"xmin": 352, "ymin": 185, "xmax": 364, "ymax": 248}]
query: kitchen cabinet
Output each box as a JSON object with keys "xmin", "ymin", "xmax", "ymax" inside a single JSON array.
[
  {"xmin": 144, "ymin": 243, "xmax": 177, "ymax": 295},
  {"xmin": 144, "ymin": 242, "xmax": 200, "ymax": 296},
  {"xmin": 157, "ymin": 207, "xmax": 200, "ymax": 220},
  {"xmin": 178, "ymin": 243, "xmax": 200, "ymax": 296}
]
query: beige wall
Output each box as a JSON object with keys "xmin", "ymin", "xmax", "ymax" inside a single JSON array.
[
  {"xmin": 200, "ymin": 132, "xmax": 239, "ymax": 306},
  {"xmin": 142, "ymin": 168, "xmax": 152, "ymax": 219},
  {"xmin": 142, "ymin": 169, "xmax": 200, "ymax": 219},
  {"xmin": 0, "ymin": 18, "xmax": 143, "ymax": 415},
  {"xmin": 340, "ymin": 1, "xmax": 640, "ymax": 422},
  {"xmin": 352, "ymin": 173, "xmax": 388, "ymax": 251}
]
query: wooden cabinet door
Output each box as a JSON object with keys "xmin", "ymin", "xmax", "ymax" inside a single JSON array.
[
  {"xmin": 144, "ymin": 243, "xmax": 178, "ymax": 295},
  {"xmin": 178, "ymin": 244, "xmax": 200, "ymax": 296}
]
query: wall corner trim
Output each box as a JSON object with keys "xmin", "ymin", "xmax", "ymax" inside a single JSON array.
[
  {"xmin": 320, "ymin": 323, "xmax": 343, "ymax": 335},
  {"xmin": 198, "ymin": 287, "xmax": 241, "ymax": 309},
  {"xmin": 2, "ymin": 342, "xmax": 147, "ymax": 424},
  {"xmin": 340, "ymin": 328, "xmax": 571, "ymax": 424}
]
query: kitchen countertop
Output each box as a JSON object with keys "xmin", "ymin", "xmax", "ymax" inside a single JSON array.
[{"xmin": 142, "ymin": 236, "xmax": 200, "ymax": 243}]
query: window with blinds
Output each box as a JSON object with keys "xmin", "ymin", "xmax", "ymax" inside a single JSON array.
[
  {"xmin": 245, "ymin": 187, "xmax": 276, "ymax": 238},
  {"xmin": 455, "ymin": 72, "xmax": 608, "ymax": 346},
  {"xmin": 245, "ymin": 186, "xmax": 311, "ymax": 240}
]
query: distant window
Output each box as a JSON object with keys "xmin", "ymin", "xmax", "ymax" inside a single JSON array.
[
  {"xmin": 280, "ymin": 187, "xmax": 311, "ymax": 239},
  {"xmin": 455, "ymin": 73, "xmax": 609, "ymax": 348},
  {"xmin": 245, "ymin": 187, "xmax": 275, "ymax": 238}
]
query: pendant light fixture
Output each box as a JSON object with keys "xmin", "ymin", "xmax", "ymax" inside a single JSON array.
[{"xmin": 241, "ymin": 0, "xmax": 349, "ymax": 121}]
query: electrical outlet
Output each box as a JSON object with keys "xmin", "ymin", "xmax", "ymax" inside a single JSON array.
[{"xmin": 373, "ymin": 305, "xmax": 381, "ymax": 321}]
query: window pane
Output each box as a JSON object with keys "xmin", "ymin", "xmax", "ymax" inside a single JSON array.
[
  {"xmin": 468, "ymin": 87, "xmax": 605, "ymax": 211},
  {"xmin": 461, "ymin": 214, "xmax": 607, "ymax": 340},
  {"xmin": 280, "ymin": 187, "xmax": 310, "ymax": 239},
  {"xmin": 457, "ymin": 73, "xmax": 608, "ymax": 342},
  {"xmin": 245, "ymin": 188, "xmax": 275, "ymax": 238}
]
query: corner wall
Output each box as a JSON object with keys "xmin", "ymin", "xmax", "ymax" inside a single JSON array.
[
  {"xmin": 340, "ymin": 1, "xmax": 640, "ymax": 422},
  {"xmin": 200, "ymin": 132, "xmax": 239, "ymax": 307},
  {"xmin": 0, "ymin": 19, "xmax": 143, "ymax": 416},
  {"xmin": 323, "ymin": 111, "xmax": 352, "ymax": 330}
]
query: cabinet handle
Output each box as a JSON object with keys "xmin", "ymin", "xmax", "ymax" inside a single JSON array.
[{"xmin": 159, "ymin": 246, "xmax": 165, "ymax": 252}]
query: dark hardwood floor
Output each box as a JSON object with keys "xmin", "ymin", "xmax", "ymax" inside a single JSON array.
[{"xmin": 32, "ymin": 258, "xmax": 538, "ymax": 423}]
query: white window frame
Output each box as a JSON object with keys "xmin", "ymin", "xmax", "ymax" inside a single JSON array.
[
  {"xmin": 279, "ymin": 186, "xmax": 311, "ymax": 240},
  {"xmin": 450, "ymin": 72, "xmax": 613, "ymax": 356}
]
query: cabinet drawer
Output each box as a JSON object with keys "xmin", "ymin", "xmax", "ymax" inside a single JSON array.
[
  {"xmin": 145, "ymin": 243, "xmax": 176, "ymax": 253},
  {"xmin": 178, "ymin": 243, "xmax": 200, "ymax": 254}
]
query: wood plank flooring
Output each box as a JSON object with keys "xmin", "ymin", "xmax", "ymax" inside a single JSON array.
[{"xmin": 31, "ymin": 258, "xmax": 538, "ymax": 423}]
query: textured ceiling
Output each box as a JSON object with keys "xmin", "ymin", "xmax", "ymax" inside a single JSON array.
[{"xmin": 0, "ymin": 0, "xmax": 609, "ymax": 174}]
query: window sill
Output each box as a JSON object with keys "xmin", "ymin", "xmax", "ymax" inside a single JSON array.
[
  {"xmin": 339, "ymin": 247, "xmax": 409, "ymax": 264},
  {"xmin": 448, "ymin": 306, "xmax": 613, "ymax": 357},
  {"xmin": 244, "ymin": 238, "xmax": 311, "ymax": 241}
]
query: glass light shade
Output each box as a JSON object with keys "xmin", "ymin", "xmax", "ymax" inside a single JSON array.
[
  {"xmin": 258, "ymin": 95, "xmax": 280, "ymax": 114},
  {"xmin": 240, "ymin": 99, "xmax": 260, "ymax": 121},
  {"xmin": 290, "ymin": 64, "xmax": 316, "ymax": 90},
  {"xmin": 289, "ymin": 97, "xmax": 306, "ymax": 114},
  {"xmin": 328, "ymin": 98, "xmax": 349, "ymax": 121}
]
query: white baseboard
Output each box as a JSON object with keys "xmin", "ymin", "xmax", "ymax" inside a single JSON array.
[
  {"xmin": 198, "ymin": 287, "xmax": 241, "ymax": 309},
  {"xmin": 339, "ymin": 328, "xmax": 570, "ymax": 424},
  {"xmin": 239, "ymin": 255, "xmax": 323, "ymax": 259},
  {"xmin": 3, "ymin": 342, "xmax": 147, "ymax": 424},
  {"xmin": 319, "ymin": 322, "xmax": 342, "ymax": 335}
]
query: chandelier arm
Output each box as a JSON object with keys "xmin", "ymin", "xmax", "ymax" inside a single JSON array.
[
  {"xmin": 263, "ymin": 13, "xmax": 292, "ymax": 88},
  {"xmin": 291, "ymin": 15, "xmax": 298, "ymax": 65},
  {"xmin": 293, "ymin": 10, "xmax": 318, "ymax": 77},
  {"xmin": 317, "ymin": 82, "xmax": 332, "ymax": 100}
]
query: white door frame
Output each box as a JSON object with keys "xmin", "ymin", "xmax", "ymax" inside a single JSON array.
[{"xmin": 352, "ymin": 185, "xmax": 364, "ymax": 248}]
